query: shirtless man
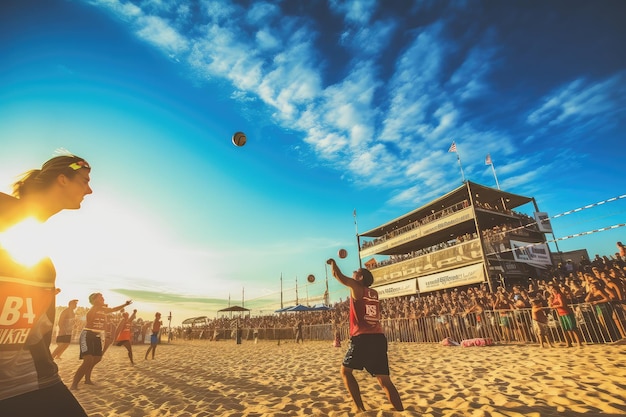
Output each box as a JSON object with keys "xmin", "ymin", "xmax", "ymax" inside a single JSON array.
[
  {"xmin": 51, "ymin": 299, "xmax": 79, "ymax": 360},
  {"xmin": 70, "ymin": 293, "xmax": 132, "ymax": 389},
  {"xmin": 145, "ymin": 312, "xmax": 163, "ymax": 360}
]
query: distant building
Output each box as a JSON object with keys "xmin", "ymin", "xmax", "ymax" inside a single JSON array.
[{"xmin": 358, "ymin": 181, "xmax": 554, "ymax": 298}]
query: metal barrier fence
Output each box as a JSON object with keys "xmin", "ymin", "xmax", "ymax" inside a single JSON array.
[
  {"xmin": 376, "ymin": 303, "xmax": 626, "ymax": 345},
  {"xmin": 197, "ymin": 302, "xmax": 626, "ymax": 345}
]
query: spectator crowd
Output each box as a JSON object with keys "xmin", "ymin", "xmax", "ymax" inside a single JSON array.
[{"xmin": 59, "ymin": 242, "xmax": 626, "ymax": 347}]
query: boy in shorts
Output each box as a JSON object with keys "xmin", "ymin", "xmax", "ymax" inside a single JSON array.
[{"xmin": 531, "ymin": 299, "xmax": 554, "ymax": 348}]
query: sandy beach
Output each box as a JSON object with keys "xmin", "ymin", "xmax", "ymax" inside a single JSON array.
[{"xmin": 56, "ymin": 340, "xmax": 626, "ymax": 417}]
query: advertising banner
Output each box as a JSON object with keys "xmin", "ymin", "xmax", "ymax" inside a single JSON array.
[
  {"xmin": 534, "ymin": 212, "xmax": 553, "ymax": 233},
  {"xmin": 510, "ymin": 240, "xmax": 552, "ymax": 267},
  {"xmin": 360, "ymin": 207, "xmax": 474, "ymax": 257},
  {"xmin": 372, "ymin": 239, "xmax": 483, "ymax": 286},
  {"xmin": 374, "ymin": 278, "xmax": 417, "ymax": 300},
  {"xmin": 417, "ymin": 262, "xmax": 485, "ymax": 293},
  {"xmin": 420, "ymin": 207, "xmax": 474, "ymax": 236},
  {"xmin": 360, "ymin": 227, "xmax": 422, "ymax": 257}
]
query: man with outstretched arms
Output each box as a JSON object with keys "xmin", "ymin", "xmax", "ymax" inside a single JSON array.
[{"xmin": 326, "ymin": 258, "xmax": 404, "ymax": 412}]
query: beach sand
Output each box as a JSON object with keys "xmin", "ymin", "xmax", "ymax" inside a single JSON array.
[{"xmin": 56, "ymin": 339, "xmax": 626, "ymax": 417}]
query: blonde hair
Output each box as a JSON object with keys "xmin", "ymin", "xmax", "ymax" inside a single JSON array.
[{"xmin": 12, "ymin": 155, "xmax": 90, "ymax": 198}]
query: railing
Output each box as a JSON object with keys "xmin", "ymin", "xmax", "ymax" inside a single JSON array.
[{"xmin": 188, "ymin": 303, "xmax": 626, "ymax": 345}]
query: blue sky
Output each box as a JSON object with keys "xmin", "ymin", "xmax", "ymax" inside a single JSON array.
[{"xmin": 1, "ymin": 0, "xmax": 625, "ymax": 325}]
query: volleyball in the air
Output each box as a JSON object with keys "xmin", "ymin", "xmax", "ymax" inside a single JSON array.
[
  {"xmin": 232, "ymin": 131, "xmax": 247, "ymax": 147},
  {"xmin": 338, "ymin": 249, "xmax": 348, "ymax": 259},
  {"xmin": 307, "ymin": 274, "xmax": 315, "ymax": 283}
]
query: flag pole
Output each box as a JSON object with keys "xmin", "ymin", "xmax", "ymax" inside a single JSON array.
[
  {"xmin": 485, "ymin": 153, "xmax": 500, "ymax": 190},
  {"xmin": 491, "ymin": 163, "xmax": 500, "ymax": 190},
  {"xmin": 324, "ymin": 264, "xmax": 330, "ymax": 306},
  {"xmin": 448, "ymin": 141, "xmax": 466, "ymax": 183},
  {"xmin": 353, "ymin": 209, "xmax": 363, "ymax": 268},
  {"xmin": 457, "ymin": 153, "xmax": 466, "ymax": 183}
]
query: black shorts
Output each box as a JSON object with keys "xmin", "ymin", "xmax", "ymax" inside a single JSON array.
[
  {"xmin": 1, "ymin": 382, "xmax": 88, "ymax": 417},
  {"xmin": 342, "ymin": 333, "xmax": 390, "ymax": 376},
  {"xmin": 56, "ymin": 334, "xmax": 71, "ymax": 344},
  {"xmin": 79, "ymin": 330, "xmax": 102, "ymax": 359}
]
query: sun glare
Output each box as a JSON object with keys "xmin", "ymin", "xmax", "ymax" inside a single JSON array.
[{"xmin": 0, "ymin": 218, "xmax": 51, "ymax": 267}]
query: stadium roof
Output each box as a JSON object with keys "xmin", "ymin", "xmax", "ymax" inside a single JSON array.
[{"xmin": 360, "ymin": 181, "xmax": 534, "ymax": 237}]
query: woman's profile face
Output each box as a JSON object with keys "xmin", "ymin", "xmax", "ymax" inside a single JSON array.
[{"xmin": 62, "ymin": 168, "xmax": 93, "ymax": 209}]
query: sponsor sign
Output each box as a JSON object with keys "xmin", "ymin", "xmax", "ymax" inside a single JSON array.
[
  {"xmin": 374, "ymin": 278, "xmax": 417, "ymax": 300},
  {"xmin": 360, "ymin": 227, "xmax": 422, "ymax": 257},
  {"xmin": 510, "ymin": 240, "xmax": 552, "ymax": 267},
  {"xmin": 417, "ymin": 262, "xmax": 485, "ymax": 293},
  {"xmin": 372, "ymin": 239, "xmax": 483, "ymax": 286},
  {"xmin": 420, "ymin": 208, "xmax": 473, "ymax": 236},
  {"xmin": 534, "ymin": 212, "xmax": 553, "ymax": 233},
  {"xmin": 360, "ymin": 207, "xmax": 474, "ymax": 257}
]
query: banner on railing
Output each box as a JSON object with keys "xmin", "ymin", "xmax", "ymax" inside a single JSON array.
[
  {"xmin": 420, "ymin": 207, "xmax": 474, "ymax": 236},
  {"xmin": 510, "ymin": 239, "xmax": 552, "ymax": 267},
  {"xmin": 534, "ymin": 211, "xmax": 553, "ymax": 233},
  {"xmin": 372, "ymin": 239, "xmax": 483, "ymax": 286},
  {"xmin": 374, "ymin": 278, "xmax": 417, "ymax": 300},
  {"xmin": 360, "ymin": 206, "xmax": 474, "ymax": 257},
  {"xmin": 360, "ymin": 227, "xmax": 423, "ymax": 257},
  {"xmin": 417, "ymin": 262, "xmax": 485, "ymax": 293}
]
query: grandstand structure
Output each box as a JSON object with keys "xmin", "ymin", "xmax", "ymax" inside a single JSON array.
[{"xmin": 359, "ymin": 181, "xmax": 554, "ymax": 298}]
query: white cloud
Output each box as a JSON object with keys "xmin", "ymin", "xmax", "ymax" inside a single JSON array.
[
  {"xmin": 136, "ymin": 15, "xmax": 189, "ymax": 54},
  {"xmin": 341, "ymin": 19, "xmax": 397, "ymax": 56},
  {"xmin": 379, "ymin": 25, "xmax": 446, "ymax": 144},
  {"xmin": 247, "ymin": 2, "xmax": 280, "ymax": 24},
  {"xmin": 527, "ymin": 74, "xmax": 625, "ymax": 127},
  {"xmin": 450, "ymin": 36, "xmax": 498, "ymax": 101},
  {"xmin": 329, "ymin": 0, "xmax": 378, "ymax": 25},
  {"xmin": 255, "ymin": 29, "xmax": 281, "ymax": 51},
  {"xmin": 91, "ymin": 0, "xmax": 142, "ymax": 19}
]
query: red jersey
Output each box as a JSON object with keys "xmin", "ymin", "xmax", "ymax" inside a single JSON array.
[
  {"xmin": 115, "ymin": 319, "xmax": 132, "ymax": 342},
  {"xmin": 550, "ymin": 292, "xmax": 572, "ymax": 316},
  {"xmin": 349, "ymin": 287, "xmax": 383, "ymax": 336},
  {"xmin": 0, "ymin": 198, "xmax": 61, "ymax": 400}
]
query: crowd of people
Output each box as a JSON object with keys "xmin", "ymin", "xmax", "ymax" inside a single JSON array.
[
  {"xmin": 172, "ymin": 245, "xmax": 626, "ymax": 347},
  {"xmin": 51, "ymin": 242, "xmax": 626, "ymax": 350}
]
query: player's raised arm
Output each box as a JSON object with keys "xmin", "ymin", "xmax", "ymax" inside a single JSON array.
[{"xmin": 327, "ymin": 258, "xmax": 363, "ymax": 298}]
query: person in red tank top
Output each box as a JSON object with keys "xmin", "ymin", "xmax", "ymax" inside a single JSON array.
[
  {"xmin": 113, "ymin": 309, "xmax": 138, "ymax": 364},
  {"xmin": 327, "ymin": 258, "xmax": 404, "ymax": 412}
]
